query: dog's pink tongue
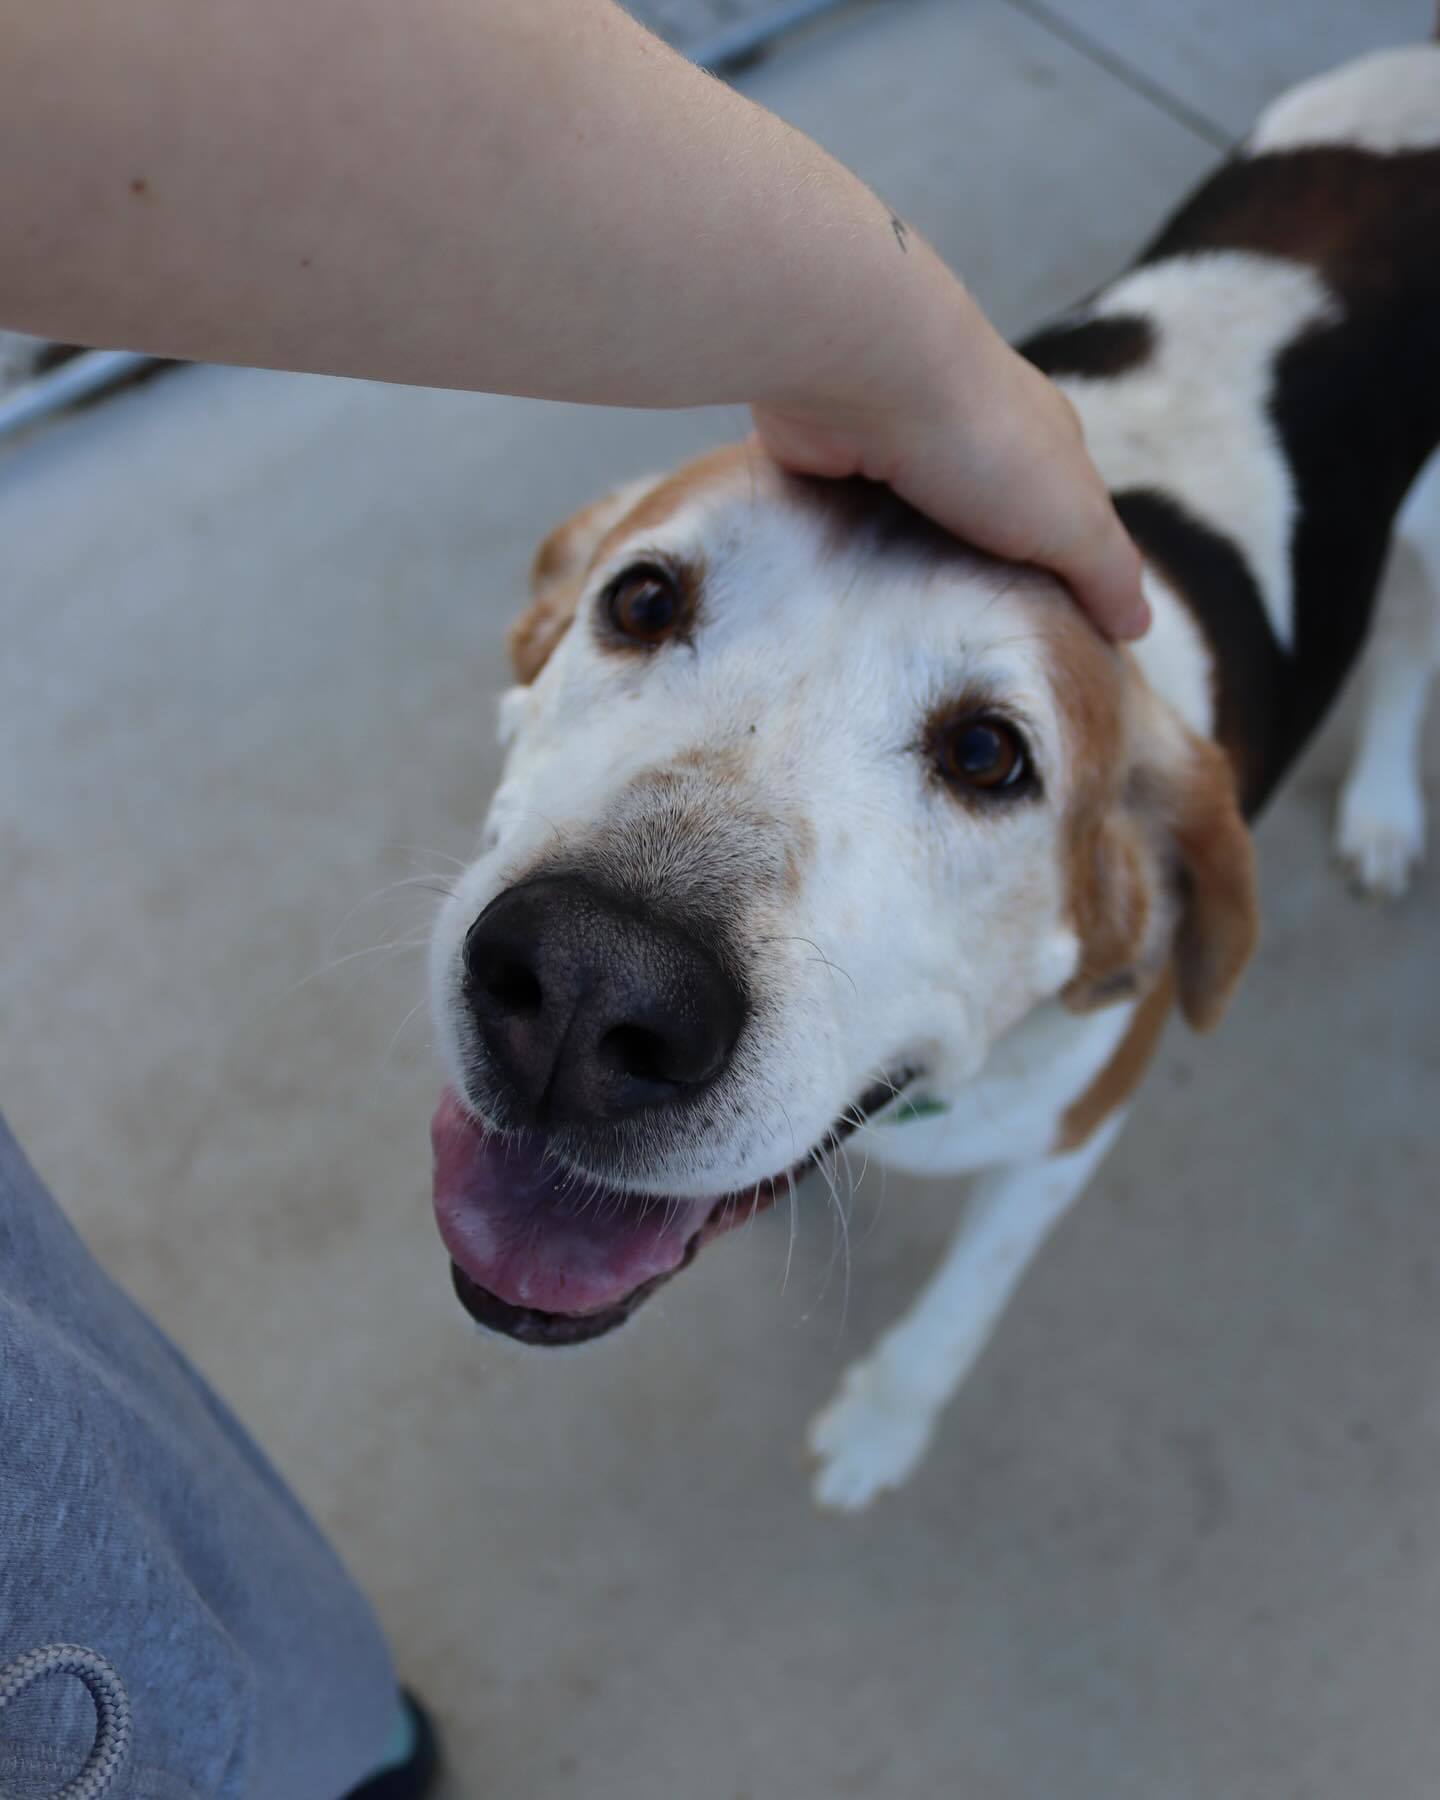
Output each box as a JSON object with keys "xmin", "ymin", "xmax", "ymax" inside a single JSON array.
[{"xmin": 430, "ymin": 1089, "xmax": 705, "ymax": 1316}]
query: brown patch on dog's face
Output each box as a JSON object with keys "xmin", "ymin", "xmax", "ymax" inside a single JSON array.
[
  {"xmin": 671, "ymin": 745, "xmax": 745, "ymax": 781},
  {"xmin": 1045, "ymin": 606, "xmax": 1130, "ymax": 789},
  {"xmin": 508, "ymin": 445, "xmax": 763, "ymax": 685},
  {"xmin": 509, "ymin": 488, "xmax": 646, "ymax": 684},
  {"xmin": 1056, "ymin": 965, "xmax": 1175, "ymax": 1152},
  {"xmin": 781, "ymin": 814, "xmax": 818, "ymax": 900},
  {"xmin": 508, "ymin": 589, "xmax": 577, "ymax": 687},
  {"xmin": 590, "ymin": 444, "xmax": 760, "ymax": 571},
  {"xmin": 627, "ymin": 743, "xmax": 814, "ymax": 904}
]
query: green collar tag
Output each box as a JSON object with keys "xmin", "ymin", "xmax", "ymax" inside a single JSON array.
[{"xmin": 879, "ymin": 1093, "xmax": 949, "ymax": 1127}]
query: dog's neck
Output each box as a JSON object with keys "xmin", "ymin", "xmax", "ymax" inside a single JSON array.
[{"xmin": 867, "ymin": 997, "xmax": 1142, "ymax": 1178}]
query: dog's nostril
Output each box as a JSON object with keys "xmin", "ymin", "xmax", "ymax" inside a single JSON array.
[
  {"xmin": 483, "ymin": 960, "xmax": 543, "ymax": 1015},
  {"xmin": 600, "ymin": 1022, "xmax": 678, "ymax": 1087},
  {"xmin": 463, "ymin": 877, "xmax": 745, "ymax": 1125}
]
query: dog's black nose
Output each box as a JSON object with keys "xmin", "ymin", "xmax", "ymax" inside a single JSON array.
[{"xmin": 462, "ymin": 877, "xmax": 745, "ymax": 1126}]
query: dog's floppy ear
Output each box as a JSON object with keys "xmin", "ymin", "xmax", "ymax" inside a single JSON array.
[
  {"xmin": 1166, "ymin": 732, "xmax": 1258, "ymax": 1029},
  {"xmin": 1064, "ymin": 709, "xmax": 1257, "ymax": 1031},
  {"xmin": 508, "ymin": 477, "xmax": 658, "ymax": 683}
]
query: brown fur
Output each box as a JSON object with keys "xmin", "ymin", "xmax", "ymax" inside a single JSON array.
[
  {"xmin": 672, "ymin": 745, "xmax": 746, "ymax": 781},
  {"xmin": 1042, "ymin": 612, "xmax": 1155, "ymax": 1009},
  {"xmin": 1062, "ymin": 734, "xmax": 1256, "ymax": 1030},
  {"xmin": 1167, "ymin": 733, "xmax": 1260, "ymax": 1030},
  {"xmin": 1048, "ymin": 616, "xmax": 1258, "ymax": 1032},
  {"xmin": 1056, "ymin": 966, "xmax": 1175, "ymax": 1151},
  {"xmin": 509, "ymin": 490, "xmax": 642, "ymax": 683},
  {"xmin": 1062, "ymin": 809, "xmax": 1155, "ymax": 1010},
  {"xmin": 509, "ymin": 445, "xmax": 758, "ymax": 684},
  {"xmin": 590, "ymin": 444, "xmax": 758, "ymax": 571}
]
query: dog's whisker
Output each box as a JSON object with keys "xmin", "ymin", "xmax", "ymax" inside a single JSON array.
[
  {"xmin": 288, "ymin": 937, "xmax": 429, "ymax": 994},
  {"xmin": 379, "ymin": 845, "xmax": 469, "ymax": 872},
  {"xmin": 813, "ymin": 1146, "xmax": 854, "ymax": 1333},
  {"xmin": 322, "ymin": 874, "xmax": 457, "ymax": 955},
  {"xmin": 380, "ymin": 997, "xmax": 430, "ymax": 1073},
  {"xmin": 854, "ymin": 1153, "xmax": 891, "ymax": 1250},
  {"xmin": 781, "ymin": 1168, "xmax": 800, "ymax": 1297},
  {"xmin": 754, "ymin": 933, "xmax": 860, "ymax": 999}
]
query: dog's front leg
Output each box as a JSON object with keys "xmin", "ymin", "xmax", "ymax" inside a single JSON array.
[
  {"xmin": 1334, "ymin": 520, "xmax": 1440, "ymax": 898},
  {"xmin": 808, "ymin": 1115, "xmax": 1126, "ymax": 1512}
]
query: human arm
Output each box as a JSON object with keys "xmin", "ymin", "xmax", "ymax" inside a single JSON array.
[{"xmin": 0, "ymin": 0, "xmax": 1145, "ymax": 633}]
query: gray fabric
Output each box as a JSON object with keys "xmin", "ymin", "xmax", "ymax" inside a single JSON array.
[{"xmin": 0, "ymin": 1112, "xmax": 399, "ymax": 1800}]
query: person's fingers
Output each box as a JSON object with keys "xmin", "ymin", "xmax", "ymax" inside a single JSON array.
[
  {"xmin": 919, "ymin": 361, "xmax": 1150, "ymax": 639},
  {"xmin": 1002, "ymin": 375, "xmax": 1150, "ymax": 638},
  {"xmin": 987, "ymin": 442, "xmax": 1150, "ymax": 639},
  {"xmin": 754, "ymin": 365, "xmax": 1149, "ymax": 640},
  {"xmin": 1061, "ymin": 493, "xmax": 1150, "ymax": 640},
  {"xmin": 750, "ymin": 408, "xmax": 862, "ymax": 482},
  {"xmin": 886, "ymin": 421, "xmax": 1150, "ymax": 641}
]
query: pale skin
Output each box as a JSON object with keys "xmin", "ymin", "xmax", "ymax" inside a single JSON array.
[{"xmin": 0, "ymin": 0, "xmax": 1147, "ymax": 636}]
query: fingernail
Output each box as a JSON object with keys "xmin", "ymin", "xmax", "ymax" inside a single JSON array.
[{"xmin": 1119, "ymin": 601, "xmax": 1151, "ymax": 639}]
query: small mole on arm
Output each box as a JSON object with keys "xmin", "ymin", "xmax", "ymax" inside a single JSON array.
[{"xmin": 129, "ymin": 176, "xmax": 149, "ymax": 198}]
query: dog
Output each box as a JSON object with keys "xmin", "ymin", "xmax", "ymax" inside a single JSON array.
[{"xmin": 428, "ymin": 31, "xmax": 1440, "ymax": 1510}]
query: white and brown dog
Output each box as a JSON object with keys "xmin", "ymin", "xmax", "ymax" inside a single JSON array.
[{"xmin": 429, "ymin": 34, "xmax": 1440, "ymax": 1510}]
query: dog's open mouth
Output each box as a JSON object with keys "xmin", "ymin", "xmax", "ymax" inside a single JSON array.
[{"xmin": 431, "ymin": 1076, "xmax": 909, "ymax": 1347}]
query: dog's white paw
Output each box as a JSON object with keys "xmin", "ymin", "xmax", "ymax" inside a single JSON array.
[
  {"xmin": 1334, "ymin": 780, "xmax": 1425, "ymax": 899},
  {"xmin": 807, "ymin": 1359, "xmax": 936, "ymax": 1513}
]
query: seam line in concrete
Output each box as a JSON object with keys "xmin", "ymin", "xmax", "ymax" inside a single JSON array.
[{"xmin": 1000, "ymin": 0, "xmax": 1236, "ymax": 152}]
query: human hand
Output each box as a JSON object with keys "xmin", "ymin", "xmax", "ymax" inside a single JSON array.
[{"xmin": 752, "ymin": 270, "xmax": 1148, "ymax": 641}]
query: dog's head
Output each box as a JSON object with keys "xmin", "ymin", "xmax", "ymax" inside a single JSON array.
[{"xmin": 429, "ymin": 445, "xmax": 1256, "ymax": 1344}]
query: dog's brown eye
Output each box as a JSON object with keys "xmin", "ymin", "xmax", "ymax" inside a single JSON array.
[
  {"xmin": 934, "ymin": 716, "xmax": 1031, "ymax": 796},
  {"xmin": 605, "ymin": 564, "xmax": 682, "ymax": 645}
]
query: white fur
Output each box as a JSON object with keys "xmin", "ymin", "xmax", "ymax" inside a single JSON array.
[
  {"xmin": 1335, "ymin": 453, "xmax": 1440, "ymax": 897},
  {"xmin": 1251, "ymin": 45, "xmax": 1440, "ymax": 156},
  {"xmin": 866, "ymin": 999, "xmax": 1138, "ymax": 1178},
  {"xmin": 433, "ymin": 43, "xmax": 1433, "ymax": 1511},
  {"xmin": 430, "ymin": 459, "xmax": 1208, "ymax": 1511},
  {"xmin": 808, "ymin": 1114, "xmax": 1127, "ymax": 1510},
  {"xmin": 1055, "ymin": 254, "xmax": 1339, "ymax": 651},
  {"xmin": 432, "ymin": 463, "xmax": 1137, "ymax": 1206},
  {"xmin": 1130, "ymin": 568, "xmax": 1217, "ymax": 740}
]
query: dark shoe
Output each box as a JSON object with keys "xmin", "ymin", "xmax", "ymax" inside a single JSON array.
[{"xmin": 344, "ymin": 1690, "xmax": 441, "ymax": 1799}]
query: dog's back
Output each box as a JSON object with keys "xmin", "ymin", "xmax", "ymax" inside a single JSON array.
[{"xmin": 1025, "ymin": 37, "xmax": 1440, "ymax": 813}]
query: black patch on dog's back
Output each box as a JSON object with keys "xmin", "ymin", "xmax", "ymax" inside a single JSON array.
[
  {"xmin": 1137, "ymin": 144, "xmax": 1440, "ymax": 801},
  {"xmin": 1112, "ymin": 490, "xmax": 1288, "ymax": 815},
  {"xmin": 1138, "ymin": 144, "xmax": 1440, "ymax": 318},
  {"xmin": 1270, "ymin": 306, "xmax": 1433, "ymax": 773},
  {"xmin": 1023, "ymin": 140, "xmax": 1440, "ymax": 815},
  {"xmin": 1023, "ymin": 315, "xmax": 1155, "ymax": 381}
]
